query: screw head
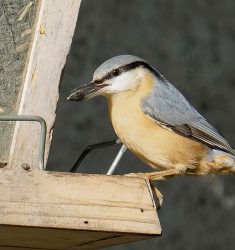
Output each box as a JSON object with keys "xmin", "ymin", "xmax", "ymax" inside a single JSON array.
[
  {"xmin": 21, "ymin": 163, "xmax": 30, "ymax": 171},
  {"xmin": 0, "ymin": 162, "xmax": 7, "ymax": 168}
]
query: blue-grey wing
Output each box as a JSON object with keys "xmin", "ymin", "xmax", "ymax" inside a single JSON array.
[{"xmin": 141, "ymin": 77, "xmax": 234, "ymax": 155}]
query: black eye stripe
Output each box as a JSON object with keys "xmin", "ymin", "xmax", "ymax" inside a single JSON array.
[{"xmin": 96, "ymin": 61, "xmax": 166, "ymax": 83}]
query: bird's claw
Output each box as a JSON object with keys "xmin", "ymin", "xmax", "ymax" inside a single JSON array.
[
  {"xmin": 125, "ymin": 172, "xmax": 164, "ymax": 207},
  {"xmin": 125, "ymin": 172, "xmax": 165, "ymax": 180},
  {"xmin": 125, "ymin": 172, "xmax": 151, "ymax": 179}
]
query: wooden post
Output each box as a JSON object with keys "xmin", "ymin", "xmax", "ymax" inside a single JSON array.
[
  {"xmin": 0, "ymin": 0, "xmax": 39, "ymax": 165},
  {"xmin": 0, "ymin": 0, "xmax": 80, "ymax": 169},
  {"xmin": 0, "ymin": 1, "xmax": 162, "ymax": 249}
]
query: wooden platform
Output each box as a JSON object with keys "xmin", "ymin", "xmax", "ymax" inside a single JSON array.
[
  {"xmin": 0, "ymin": 169, "xmax": 161, "ymax": 249},
  {"xmin": 0, "ymin": 1, "xmax": 162, "ymax": 248}
]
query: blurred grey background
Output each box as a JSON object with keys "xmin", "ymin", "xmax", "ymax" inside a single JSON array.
[{"xmin": 47, "ymin": 0, "xmax": 235, "ymax": 249}]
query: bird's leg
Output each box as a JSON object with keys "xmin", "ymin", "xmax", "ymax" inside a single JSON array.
[
  {"xmin": 125, "ymin": 168, "xmax": 180, "ymax": 181},
  {"xmin": 145, "ymin": 169, "xmax": 179, "ymax": 180},
  {"xmin": 70, "ymin": 139, "xmax": 122, "ymax": 172}
]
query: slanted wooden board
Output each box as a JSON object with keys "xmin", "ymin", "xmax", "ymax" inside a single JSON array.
[
  {"xmin": 0, "ymin": 169, "xmax": 162, "ymax": 249},
  {"xmin": 0, "ymin": 0, "xmax": 81, "ymax": 169},
  {"xmin": 0, "ymin": 0, "xmax": 39, "ymax": 164},
  {"xmin": 8, "ymin": 0, "xmax": 82, "ymax": 169}
]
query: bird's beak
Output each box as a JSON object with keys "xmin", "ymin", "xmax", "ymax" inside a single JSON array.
[{"xmin": 67, "ymin": 80, "xmax": 108, "ymax": 102}]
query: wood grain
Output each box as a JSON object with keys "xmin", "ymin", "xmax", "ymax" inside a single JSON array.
[
  {"xmin": 0, "ymin": 0, "xmax": 38, "ymax": 164},
  {"xmin": 0, "ymin": 169, "xmax": 162, "ymax": 249},
  {"xmin": 6, "ymin": 0, "xmax": 81, "ymax": 170}
]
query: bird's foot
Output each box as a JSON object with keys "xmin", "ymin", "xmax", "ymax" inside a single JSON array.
[
  {"xmin": 125, "ymin": 169, "xmax": 177, "ymax": 181},
  {"xmin": 125, "ymin": 172, "xmax": 165, "ymax": 180},
  {"xmin": 153, "ymin": 186, "xmax": 164, "ymax": 207},
  {"xmin": 125, "ymin": 172, "xmax": 164, "ymax": 207}
]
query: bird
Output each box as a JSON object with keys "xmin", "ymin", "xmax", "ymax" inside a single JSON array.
[{"xmin": 67, "ymin": 55, "xmax": 235, "ymax": 181}]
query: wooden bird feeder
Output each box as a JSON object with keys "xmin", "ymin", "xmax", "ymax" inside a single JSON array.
[{"xmin": 0, "ymin": 1, "xmax": 162, "ymax": 249}]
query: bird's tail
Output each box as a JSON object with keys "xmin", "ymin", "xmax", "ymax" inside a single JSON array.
[
  {"xmin": 232, "ymin": 149, "xmax": 235, "ymax": 157},
  {"xmin": 229, "ymin": 151, "xmax": 235, "ymax": 173},
  {"xmin": 212, "ymin": 150, "xmax": 235, "ymax": 174}
]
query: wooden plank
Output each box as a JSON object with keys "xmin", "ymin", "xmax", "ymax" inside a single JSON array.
[
  {"xmin": 78, "ymin": 234, "xmax": 157, "ymax": 250},
  {"xmin": 0, "ymin": 225, "xmax": 120, "ymax": 250},
  {"xmin": 0, "ymin": 225, "xmax": 155, "ymax": 250},
  {"xmin": 0, "ymin": 0, "xmax": 39, "ymax": 164},
  {"xmin": 0, "ymin": 170, "xmax": 161, "ymax": 249},
  {"xmin": 0, "ymin": 171, "xmax": 161, "ymax": 234},
  {"xmin": 0, "ymin": 0, "xmax": 81, "ymax": 169}
]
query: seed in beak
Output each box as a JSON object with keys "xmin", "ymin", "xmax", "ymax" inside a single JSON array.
[{"xmin": 67, "ymin": 89, "xmax": 85, "ymax": 101}]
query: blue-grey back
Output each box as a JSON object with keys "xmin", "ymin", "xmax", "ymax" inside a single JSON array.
[{"xmin": 141, "ymin": 74, "xmax": 234, "ymax": 154}]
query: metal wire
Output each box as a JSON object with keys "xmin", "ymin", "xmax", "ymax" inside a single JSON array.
[
  {"xmin": 106, "ymin": 144, "xmax": 127, "ymax": 175},
  {"xmin": 70, "ymin": 139, "xmax": 122, "ymax": 172},
  {"xmin": 0, "ymin": 115, "xmax": 47, "ymax": 170}
]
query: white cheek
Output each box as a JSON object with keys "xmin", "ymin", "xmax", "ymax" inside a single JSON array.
[{"xmin": 107, "ymin": 70, "xmax": 143, "ymax": 93}]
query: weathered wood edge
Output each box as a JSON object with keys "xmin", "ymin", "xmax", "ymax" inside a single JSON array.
[
  {"xmin": 0, "ymin": 1, "xmax": 39, "ymax": 163},
  {"xmin": 0, "ymin": 170, "xmax": 161, "ymax": 235},
  {"xmin": 8, "ymin": 0, "xmax": 81, "ymax": 170},
  {"xmin": 0, "ymin": 170, "xmax": 162, "ymax": 249},
  {"xmin": 0, "ymin": 225, "xmax": 159, "ymax": 250}
]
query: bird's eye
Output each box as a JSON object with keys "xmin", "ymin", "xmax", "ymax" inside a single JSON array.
[{"xmin": 112, "ymin": 69, "xmax": 120, "ymax": 77}]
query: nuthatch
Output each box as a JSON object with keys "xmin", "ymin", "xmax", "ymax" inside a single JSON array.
[{"xmin": 68, "ymin": 55, "xmax": 235, "ymax": 180}]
